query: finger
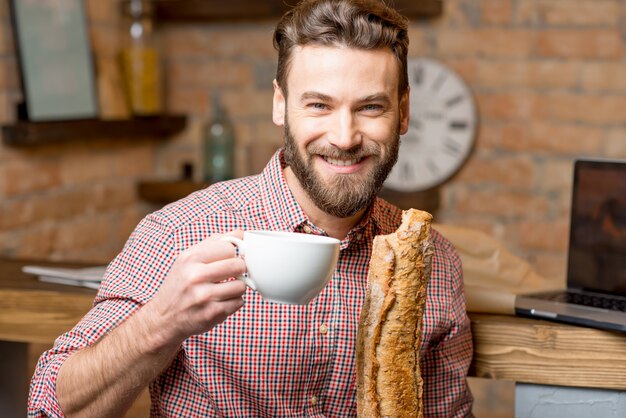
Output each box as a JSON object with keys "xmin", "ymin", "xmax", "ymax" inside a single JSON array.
[
  {"xmin": 195, "ymin": 279, "xmax": 247, "ymax": 304},
  {"xmin": 184, "ymin": 239, "xmax": 239, "ymax": 264},
  {"xmin": 187, "ymin": 257, "xmax": 247, "ymax": 285}
]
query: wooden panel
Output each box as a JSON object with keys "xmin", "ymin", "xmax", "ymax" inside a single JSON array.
[
  {"xmin": 470, "ymin": 313, "xmax": 626, "ymax": 390},
  {"xmin": 137, "ymin": 180, "xmax": 209, "ymax": 204},
  {"xmin": 156, "ymin": 0, "xmax": 443, "ymax": 22},
  {"xmin": 1, "ymin": 115, "xmax": 186, "ymax": 146},
  {"xmin": 0, "ymin": 259, "xmax": 95, "ymax": 344}
]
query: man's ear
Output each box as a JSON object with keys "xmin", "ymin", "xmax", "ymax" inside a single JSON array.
[
  {"xmin": 399, "ymin": 87, "xmax": 410, "ymax": 135},
  {"xmin": 272, "ymin": 79, "xmax": 286, "ymax": 127}
]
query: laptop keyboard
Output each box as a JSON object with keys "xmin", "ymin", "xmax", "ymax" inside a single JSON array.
[{"xmin": 543, "ymin": 292, "xmax": 626, "ymax": 312}]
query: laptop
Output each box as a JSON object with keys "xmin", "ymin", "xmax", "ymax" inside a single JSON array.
[{"xmin": 515, "ymin": 158, "xmax": 626, "ymax": 332}]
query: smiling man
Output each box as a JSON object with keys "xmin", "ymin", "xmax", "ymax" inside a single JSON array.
[{"xmin": 29, "ymin": 1, "xmax": 473, "ymax": 417}]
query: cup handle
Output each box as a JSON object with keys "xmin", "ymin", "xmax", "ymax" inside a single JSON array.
[{"xmin": 220, "ymin": 236, "xmax": 257, "ymax": 291}]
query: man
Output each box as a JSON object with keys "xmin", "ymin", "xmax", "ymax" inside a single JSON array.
[{"xmin": 29, "ymin": 0, "xmax": 473, "ymax": 416}]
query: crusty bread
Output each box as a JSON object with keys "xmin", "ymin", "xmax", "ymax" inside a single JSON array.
[{"xmin": 356, "ymin": 209, "xmax": 433, "ymax": 418}]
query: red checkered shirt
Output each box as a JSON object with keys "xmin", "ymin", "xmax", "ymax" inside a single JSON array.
[{"xmin": 29, "ymin": 150, "xmax": 473, "ymax": 417}]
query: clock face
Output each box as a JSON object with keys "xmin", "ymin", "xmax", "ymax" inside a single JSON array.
[{"xmin": 384, "ymin": 57, "xmax": 477, "ymax": 192}]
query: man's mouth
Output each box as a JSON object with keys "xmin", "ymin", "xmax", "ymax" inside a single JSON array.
[{"xmin": 322, "ymin": 156, "xmax": 363, "ymax": 166}]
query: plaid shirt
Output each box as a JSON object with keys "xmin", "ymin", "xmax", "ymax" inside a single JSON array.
[{"xmin": 29, "ymin": 150, "xmax": 473, "ymax": 417}]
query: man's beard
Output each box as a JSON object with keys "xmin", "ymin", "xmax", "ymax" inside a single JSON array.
[{"xmin": 283, "ymin": 122, "xmax": 400, "ymax": 218}]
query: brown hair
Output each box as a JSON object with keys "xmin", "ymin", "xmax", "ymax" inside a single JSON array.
[{"xmin": 273, "ymin": 0, "xmax": 409, "ymax": 95}]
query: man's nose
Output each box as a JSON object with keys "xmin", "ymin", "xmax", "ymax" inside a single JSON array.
[{"xmin": 327, "ymin": 109, "xmax": 362, "ymax": 150}]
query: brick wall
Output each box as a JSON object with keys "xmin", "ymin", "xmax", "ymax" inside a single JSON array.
[
  {"xmin": 160, "ymin": 0, "xmax": 626, "ymax": 282},
  {"xmin": 1, "ymin": 0, "xmax": 625, "ymax": 277},
  {"xmin": 0, "ymin": 0, "xmax": 155, "ymax": 263}
]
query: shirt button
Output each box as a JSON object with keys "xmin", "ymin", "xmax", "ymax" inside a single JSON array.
[
  {"xmin": 309, "ymin": 395, "xmax": 318, "ymax": 406},
  {"xmin": 302, "ymin": 225, "xmax": 312, "ymax": 234},
  {"xmin": 319, "ymin": 324, "xmax": 328, "ymax": 334}
]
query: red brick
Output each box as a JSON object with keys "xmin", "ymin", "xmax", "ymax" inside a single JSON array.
[
  {"xmin": 505, "ymin": 220, "xmax": 569, "ymax": 252},
  {"xmin": 604, "ymin": 128, "xmax": 626, "ymax": 159},
  {"xmin": 0, "ymin": 22, "xmax": 14, "ymax": 55},
  {"xmin": 0, "ymin": 91, "xmax": 17, "ymax": 124},
  {"xmin": 456, "ymin": 155, "xmax": 535, "ymax": 189},
  {"xmin": 91, "ymin": 181, "xmax": 137, "ymax": 212},
  {"xmin": 221, "ymin": 89, "xmax": 273, "ymax": 119},
  {"xmin": 438, "ymin": 29, "xmax": 534, "ymax": 58},
  {"xmin": 112, "ymin": 144, "xmax": 155, "ymax": 178},
  {"xmin": 166, "ymin": 60, "xmax": 254, "ymax": 89},
  {"xmin": 581, "ymin": 62, "xmax": 626, "ymax": 93},
  {"xmin": 473, "ymin": 60, "xmax": 578, "ymax": 89},
  {"xmin": 31, "ymin": 190, "xmax": 91, "ymax": 223},
  {"xmin": 85, "ymin": 0, "xmax": 120, "ymax": 24},
  {"xmin": 430, "ymin": 0, "xmax": 475, "ymax": 28},
  {"xmin": 14, "ymin": 225, "xmax": 56, "ymax": 260},
  {"xmin": 516, "ymin": 0, "xmax": 621, "ymax": 26},
  {"xmin": 497, "ymin": 123, "xmax": 528, "ymax": 151},
  {"xmin": 523, "ymin": 122, "xmax": 602, "ymax": 155},
  {"xmin": 90, "ymin": 25, "xmax": 122, "ymax": 57},
  {"xmin": 407, "ymin": 26, "xmax": 430, "ymax": 56},
  {"xmin": 444, "ymin": 59, "xmax": 478, "ymax": 87},
  {"xmin": 454, "ymin": 189, "xmax": 549, "ymax": 217},
  {"xmin": 476, "ymin": 92, "xmax": 538, "ymax": 121},
  {"xmin": 2, "ymin": 159, "xmax": 62, "ymax": 197},
  {"xmin": 0, "ymin": 199, "xmax": 35, "ymax": 231},
  {"xmin": 53, "ymin": 216, "xmax": 112, "ymax": 254},
  {"xmin": 162, "ymin": 26, "xmax": 277, "ymax": 60},
  {"xmin": 475, "ymin": 124, "xmax": 504, "ymax": 149},
  {"xmin": 60, "ymin": 152, "xmax": 114, "ymax": 186},
  {"xmin": 480, "ymin": 0, "xmax": 512, "ymax": 25},
  {"xmin": 535, "ymin": 94, "xmax": 626, "ymax": 124},
  {"xmin": 116, "ymin": 206, "xmax": 149, "ymax": 245},
  {"xmin": 538, "ymin": 160, "xmax": 575, "ymax": 195},
  {"xmin": 536, "ymin": 30, "xmax": 624, "ymax": 59},
  {"xmin": 166, "ymin": 87, "xmax": 209, "ymax": 116},
  {"xmin": 0, "ymin": 58, "xmax": 19, "ymax": 91}
]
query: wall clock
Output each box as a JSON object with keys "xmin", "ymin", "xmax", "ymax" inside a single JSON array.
[{"xmin": 384, "ymin": 57, "xmax": 478, "ymax": 193}]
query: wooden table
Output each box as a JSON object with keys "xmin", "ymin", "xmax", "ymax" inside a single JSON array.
[
  {"xmin": 0, "ymin": 259, "xmax": 96, "ymax": 416},
  {"xmin": 3, "ymin": 259, "xmax": 626, "ymax": 416}
]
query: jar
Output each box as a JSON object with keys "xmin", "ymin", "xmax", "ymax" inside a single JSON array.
[
  {"xmin": 203, "ymin": 93, "xmax": 235, "ymax": 183},
  {"xmin": 120, "ymin": 0, "xmax": 162, "ymax": 115}
]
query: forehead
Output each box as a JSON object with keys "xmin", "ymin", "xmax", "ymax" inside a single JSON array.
[{"xmin": 285, "ymin": 45, "xmax": 400, "ymax": 99}]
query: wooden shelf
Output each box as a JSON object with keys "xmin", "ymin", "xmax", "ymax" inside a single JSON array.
[
  {"xmin": 155, "ymin": 0, "xmax": 442, "ymax": 22},
  {"xmin": 1, "ymin": 115, "xmax": 187, "ymax": 146},
  {"xmin": 138, "ymin": 179, "xmax": 209, "ymax": 204}
]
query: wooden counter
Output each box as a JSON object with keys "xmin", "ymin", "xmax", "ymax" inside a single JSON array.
[
  {"xmin": 470, "ymin": 313, "xmax": 626, "ymax": 391},
  {"xmin": 0, "ymin": 259, "xmax": 96, "ymax": 344},
  {"xmin": 3, "ymin": 258, "xmax": 626, "ymax": 411}
]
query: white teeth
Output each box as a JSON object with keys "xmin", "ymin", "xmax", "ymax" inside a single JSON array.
[{"xmin": 324, "ymin": 157, "xmax": 360, "ymax": 166}]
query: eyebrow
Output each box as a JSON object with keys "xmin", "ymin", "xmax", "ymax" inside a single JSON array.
[{"xmin": 300, "ymin": 91, "xmax": 334, "ymax": 103}]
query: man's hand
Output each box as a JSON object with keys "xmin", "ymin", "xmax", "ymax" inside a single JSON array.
[
  {"xmin": 146, "ymin": 231, "xmax": 248, "ymax": 349},
  {"xmin": 56, "ymin": 231, "xmax": 247, "ymax": 418}
]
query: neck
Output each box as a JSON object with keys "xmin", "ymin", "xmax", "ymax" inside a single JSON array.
[{"xmin": 283, "ymin": 166, "xmax": 366, "ymax": 240}]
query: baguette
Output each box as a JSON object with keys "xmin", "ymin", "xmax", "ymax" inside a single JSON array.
[{"xmin": 356, "ymin": 209, "xmax": 433, "ymax": 418}]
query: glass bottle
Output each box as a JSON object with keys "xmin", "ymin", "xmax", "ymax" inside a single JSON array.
[
  {"xmin": 203, "ymin": 93, "xmax": 235, "ymax": 183},
  {"xmin": 120, "ymin": 0, "xmax": 162, "ymax": 115}
]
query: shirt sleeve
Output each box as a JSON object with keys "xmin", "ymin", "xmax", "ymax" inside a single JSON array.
[
  {"xmin": 421, "ymin": 233, "xmax": 475, "ymax": 417},
  {"xmin": 28, "ymin": 214, "xmax": 176, "ymax": 417}
]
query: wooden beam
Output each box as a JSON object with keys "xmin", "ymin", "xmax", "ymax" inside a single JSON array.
[
  {"xmin": 155, "ymin": 0, "xmax": 443, "ymax": 22},
  {"xmin": 1, "ymin": 115, "xmax": 186, "ymax": 146}
]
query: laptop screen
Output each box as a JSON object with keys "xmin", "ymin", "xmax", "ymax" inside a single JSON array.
[{"xmin": 568, "ymin": 159, "xmax": 626, "ymax": 296}]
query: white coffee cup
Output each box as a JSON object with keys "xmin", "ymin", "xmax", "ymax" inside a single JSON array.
[{"xmin": 221, "ymin": 230, "xmax": 340, "ymax": 305}]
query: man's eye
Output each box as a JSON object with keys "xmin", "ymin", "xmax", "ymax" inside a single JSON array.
[
  {"xmin": 309, "ymin": 103, "xmax": 328, "ymax": 110},
  {"xmin": 362, "ymin": 104, "xmax": 383, "ymax": 112}
]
